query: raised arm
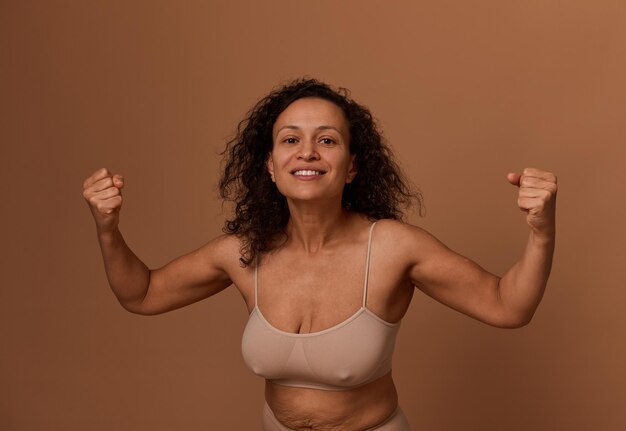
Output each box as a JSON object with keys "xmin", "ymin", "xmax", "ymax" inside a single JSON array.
[
  {"xmin": 497, "ymin": 168, "xmax": 557, "ymax": 325},
  {"xmin": 82, "ymin": 168, "xmax": 233, "ymax": 315},
  {"xmin": 397, "ymin": 168, "xmax": 557, "ymax": 328}
]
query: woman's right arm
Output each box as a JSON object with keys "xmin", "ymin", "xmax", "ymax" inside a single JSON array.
[{"xmin": 82, "ymin": 168, "xmax": 233, "ymax": 315}]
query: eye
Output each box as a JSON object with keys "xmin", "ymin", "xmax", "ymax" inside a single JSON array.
[
  {"xmin": 320, "ymin": 137, "xmax": 336, "ymax": 145},
  {"xmin": 283, "ymin": 137, "xmax": 298, "ymax": 144}
]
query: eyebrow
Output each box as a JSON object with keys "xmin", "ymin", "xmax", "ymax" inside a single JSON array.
[{"xmin": 275, "ymin": 125, "xmax": 342, "ymax": 134}]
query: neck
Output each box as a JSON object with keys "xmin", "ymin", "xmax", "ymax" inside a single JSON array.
[{"xmin": 286, "ymin": 199, "xmax": 351, "ymax": 253}]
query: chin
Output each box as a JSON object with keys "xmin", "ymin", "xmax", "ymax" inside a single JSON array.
[{"xmin": 277, "ymin": 185, "xmax": 344, "ymax": 204}]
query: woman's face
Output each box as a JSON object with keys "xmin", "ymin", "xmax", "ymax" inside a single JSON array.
[{"xmin": 267, "ymin": 97, "xmax": 357, "ymax": 204}]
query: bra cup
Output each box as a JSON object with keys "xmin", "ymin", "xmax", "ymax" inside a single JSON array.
[
  {"xmin": 241, "ymin": 308, "xmax": 400, "ymax": 389},
  {"xmin": 242, "ymin": 309, "xmax": 295, "ymax": 377},
  {"xmin": 301, "ymin": 311, "xmax": 399, "ymax": 387}
]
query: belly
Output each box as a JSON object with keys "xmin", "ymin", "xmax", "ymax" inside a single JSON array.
[{"xmin": 265, "ymin": 371, "xmax": 398, "ymax": 431}]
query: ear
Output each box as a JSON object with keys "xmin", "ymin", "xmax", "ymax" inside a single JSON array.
[
  {"xmin": 346, "ymin": 154, "xmax": 357, "ymax": 184},
  {"xmin": 266, "ymin": 154, "xmax": 275, "ymax": 182}
]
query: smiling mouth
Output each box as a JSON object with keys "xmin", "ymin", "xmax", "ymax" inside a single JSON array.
[{"xmin": 292, "ymin": 169, "xmax": 326, "ymax": 176}]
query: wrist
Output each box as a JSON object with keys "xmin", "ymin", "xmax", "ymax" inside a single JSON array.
[
  {"xmin": 97, "ymin": 226, "xmax": 121, "ymax": 244},
  {"xmin": 529, "ymin": 228, "xmax": 555, "ymax": 247}
]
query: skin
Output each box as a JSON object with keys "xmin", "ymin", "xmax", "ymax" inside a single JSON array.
[{"xmin": 82, "ymin": 97, "xmax": 557, "ymax": 430}]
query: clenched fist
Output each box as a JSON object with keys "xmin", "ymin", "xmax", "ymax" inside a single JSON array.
[
  {"xmin": 507, "ymin": 168, "xmax": 557, "ymax": 237},
  {"xmin": 82, "ymin": 168, "xmax": 125, "ymax": 233}
]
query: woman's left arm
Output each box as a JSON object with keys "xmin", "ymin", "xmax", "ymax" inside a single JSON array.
[
  {"xmin": 399, "ymin": 167, "xmax": 557, "ymax": 328},
  {"xmin": 497, "ymin": 167, "xmax": 557, "ymax": 326}
]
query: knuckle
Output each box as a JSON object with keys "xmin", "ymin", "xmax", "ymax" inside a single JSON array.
[
  {"xmin": 92, "ymin": 168, "xmax": 110, "ymax": 182},
  {"xmin": 538, "ymin": 191, "xmax": 552, "ymax": 202}
]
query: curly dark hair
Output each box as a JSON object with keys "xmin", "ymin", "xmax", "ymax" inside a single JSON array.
[{"xmin": 219, "ymin": 78, "xmax": 422, "ymax": 266}]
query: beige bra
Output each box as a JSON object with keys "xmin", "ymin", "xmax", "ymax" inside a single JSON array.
[{"xmin": 241, "ymin": 222, "xmax": 401, "ymax": 391}]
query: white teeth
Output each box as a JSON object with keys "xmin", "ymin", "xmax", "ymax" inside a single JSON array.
[{"xmin": 293, "ymin": 170, "xmax": 321, "ymax": 176}]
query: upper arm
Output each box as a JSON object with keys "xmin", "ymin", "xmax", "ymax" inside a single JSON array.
[
  {"xmin": 389, "ymin": 222, "xmax": 519, "ymax": 328},
  {"xmin": 126, "ymin": 234, "xmax": 237, "ymax": 315}
]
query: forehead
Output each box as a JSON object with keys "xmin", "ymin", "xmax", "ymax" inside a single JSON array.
[{"xmin": 272, "ymin": 97, "xmax": 348, "ymax": 135}]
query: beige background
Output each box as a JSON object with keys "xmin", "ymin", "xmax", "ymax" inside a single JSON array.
[{"xmin": 2, "ymin": 1, "xmax": 625, "ymax": 430}]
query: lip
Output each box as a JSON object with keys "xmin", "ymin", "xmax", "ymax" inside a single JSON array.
[
  {"xmin": 291, "ymin": 167, "xmax": 326, "ymax": 181},
  {"xmin": 290, "ymin": 167, "xmax": 327, "ymax": 175}
]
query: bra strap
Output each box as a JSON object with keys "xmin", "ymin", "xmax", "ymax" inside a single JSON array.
[
  {"xmin": 363, "ymin": 221, "xmax": 377, "ymax": 307},
  {"xmin": 254, "ymin": 256, "xmax": 259, "ymax": 307}
]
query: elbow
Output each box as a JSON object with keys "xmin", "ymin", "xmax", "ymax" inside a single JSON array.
[
  {"xmin": 500, "ymin": 319, "xmax": 531, "ymax": 329},
  {"xmin": 515, "ymin": 313, "xmax": 535, "ymax": 328},
  {"xmin": 119, "ymin": 300, "xmax": 146, "ymax": 315},
  {"xmin": 493, "ymin": 282, "xmax": 536, "ymax": 328},
  {"xmin": 116, "ymin": 277, "xmax": 154, "ymax": 315},
  {"xmin": 118, "ymin": 298, "xmax": 156, "ymax": 316},
  {"xmin": 497, "ymin": 312, "xmax": 534, "ymax": 329},
  {"xmin": 119, "ymin": 295, "xmax": 172, "ymax": 316}
]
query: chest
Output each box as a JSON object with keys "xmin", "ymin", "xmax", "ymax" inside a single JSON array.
[
  {"xmin": 240, "ymin": 246, "xmax": 412, "ymax": 335},
  {"xmin": 240, "ymin": 243, "xmax": 407, "ymax": 390}
]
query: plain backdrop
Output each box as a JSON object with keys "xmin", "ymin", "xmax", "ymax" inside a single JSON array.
[{"xmin": 1, "ymin": 1, "xmax": 625, "ymax": 430}]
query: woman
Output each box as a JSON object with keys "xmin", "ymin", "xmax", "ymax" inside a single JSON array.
[{"xmin": 82, "ymin": 78, "xmax": 557, "ymax": 431}]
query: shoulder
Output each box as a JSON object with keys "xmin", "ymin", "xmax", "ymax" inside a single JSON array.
[
  {"xmin": 373, "ymin": 218, "xmax": 441, "ymax": 246},
  {"xmin": 372, "ymin": 219, "xmax": 449, "ymax": 264},
  {"xmin": 197, "ymin": 233, "xmax": 241, "ymax": 254},
  {"xmin": 195, "ymin": 233, "xmax": 246, "ymax": 273}
]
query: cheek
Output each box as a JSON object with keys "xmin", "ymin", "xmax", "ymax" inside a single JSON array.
[
  {"xmin": 340, "ymin": 153, "xmax": 355, "ymax": 171},
  {"xmin": 270, "ymin": 154, "xmax": 288, "ymax": 172}
]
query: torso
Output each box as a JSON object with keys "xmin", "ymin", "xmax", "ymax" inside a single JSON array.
[
  {"xmin": 266, "ymin": 373, "xmax": 399, "ymax": 430},
  {"xmin": 226, "ymin": 216, "xmax": 415, "ymax": 430}
]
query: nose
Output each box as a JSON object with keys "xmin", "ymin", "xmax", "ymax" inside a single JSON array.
[{"xmin": 297, "ymin": 139, "xmax": 319, "ymax": 161}]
